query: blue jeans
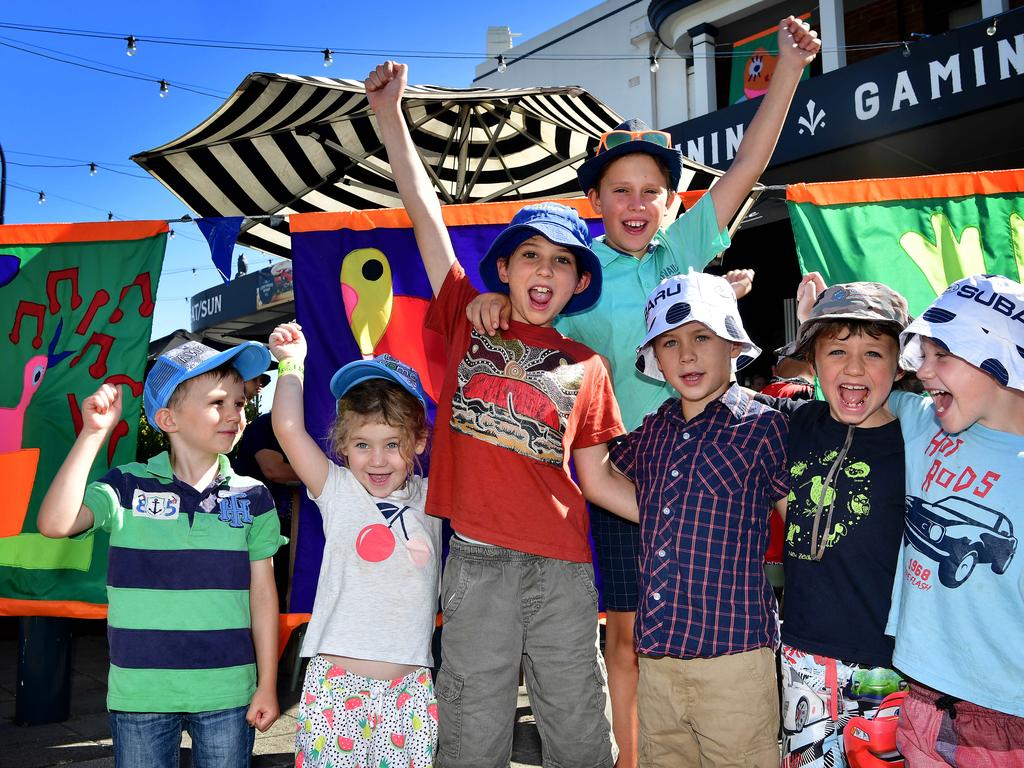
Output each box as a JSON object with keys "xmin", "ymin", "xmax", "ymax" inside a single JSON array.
[{"xmin": 109, "ymin": 705, "xmax": 254, "ymax": 768}]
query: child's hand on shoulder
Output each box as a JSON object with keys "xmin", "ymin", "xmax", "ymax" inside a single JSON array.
[
  {"xmin": 365, "ymin": 61, "xmax": 407, "ymax": 113},
  {"xmin": 269, "ymin": 321, "xmax": 307, "ymax": 362},
  {"xmin": 777, "ymin": 16, "xmax": 820, "ymax": 71},
  {"xmin": 81, "ymin": 384, "xmax": 122, "ymax": 436},
  {"xmin": 466, "ymin": 292, "xmax": 512, "ymax": 335}
]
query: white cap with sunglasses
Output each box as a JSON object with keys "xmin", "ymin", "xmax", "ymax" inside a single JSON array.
[{"xmin": 577, "ymin": 118, "xmax": 684, "ymax": 194}]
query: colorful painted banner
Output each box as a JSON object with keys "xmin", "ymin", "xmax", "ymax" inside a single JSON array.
[
  {"xmin": 287, "ymin": 199, "xmax": 604, "ymax": 612},
  {"xmin": 0, "ymin": 221, "xmax": 168, "ymax": 617},
  {"xmin": 787, "ymin": 169, "xmax": 1024, "ymax": 315},
  {"xmin": 728, "ymin": 13, "xmax": 812, "ymax": 105}
]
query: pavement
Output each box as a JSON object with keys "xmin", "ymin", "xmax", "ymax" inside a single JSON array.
[{"xmin": 0, "ymin": 617, "xmax": 546, "ymax": 768}]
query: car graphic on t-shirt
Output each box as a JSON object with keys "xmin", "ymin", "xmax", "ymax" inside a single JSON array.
[{"xmin": 904, "ymin": 495, "xmax": 1017, "ymax": 588}]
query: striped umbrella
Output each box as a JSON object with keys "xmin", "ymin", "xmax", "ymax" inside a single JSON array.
[{"xmin": 133, "ymin": 72, "xmax": 757, "ymax": 257}]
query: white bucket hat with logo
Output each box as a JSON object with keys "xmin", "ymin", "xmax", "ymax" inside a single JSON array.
[
  {"xmin": 635, "ymin": 271, "xmax": 761, "ymax": 382},
  {"xmin": 900, "ymin": 273, "xmax": 1024, "ymax": 392}
]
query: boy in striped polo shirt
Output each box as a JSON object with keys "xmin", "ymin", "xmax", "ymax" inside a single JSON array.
[{"xmin": 39, "ymin": 341, "xmax": 284, "ymax": 768}]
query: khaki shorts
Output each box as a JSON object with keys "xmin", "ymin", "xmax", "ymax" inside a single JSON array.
[{"xmin": 637, "ymin": 648, "xmax": 780, "ymax": 768}]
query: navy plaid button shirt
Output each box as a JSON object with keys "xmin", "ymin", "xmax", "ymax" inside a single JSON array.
[{"xmin": 610, "ymin": 385, "xmax": 789, "ymax": 659}]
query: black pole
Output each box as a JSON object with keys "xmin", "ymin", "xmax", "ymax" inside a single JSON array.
[
  {"xmin": 15, "ymin": 616, "xmax": 73, "ymax": 725},
  {"xmin": 0, "ymin": 140, "xmax": 6, "ymax": 225}
]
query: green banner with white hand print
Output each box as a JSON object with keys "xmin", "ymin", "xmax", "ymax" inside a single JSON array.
[
  {"xmin": 787, "ymin": 170, "xmax": 1024, "ymax": 316},
  {"xmin": 0, "ymin": 221, "xmax": 167, "ymax": 616}
]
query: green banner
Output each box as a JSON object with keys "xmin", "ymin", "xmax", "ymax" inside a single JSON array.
[
  {"xmin": 729, "ymin": 14, "xmax": 812, "ymax": 105},
  {"xmin": 787, "ymin": 171, "xmax": 1024, "ymax": 316},
  {"xmin": 0, "ymin": 222, "xmax": 167, "ymax": 615}
]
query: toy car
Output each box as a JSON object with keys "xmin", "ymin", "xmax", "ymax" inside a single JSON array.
[
  {"xmin": 903, "ymin": 495, "xmax": 1016, "ymax": 588},
  {"xmin": 843, "ymin": 691, "xmax": 907, "ymax": 767}
]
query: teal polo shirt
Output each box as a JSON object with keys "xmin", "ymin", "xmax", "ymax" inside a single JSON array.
[{"xmin": 556, "ymin": 193, "xmax": 730, "ymax": 431}]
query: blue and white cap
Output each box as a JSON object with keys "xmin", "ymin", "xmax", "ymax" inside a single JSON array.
[
  {"xmin": 635, "ymin": 271, "xmax": 761, "ymax": 381},
  {"xmin": 900, "ymin": 273, "xmax": 1024, "ymax": 391},
  {"xmin": 144, "ymin": 340, "xmax": 270, "ymax": 431},
  {"xmin": 330, "ymin": 353, "xmax": 428, "ymax": 410}
]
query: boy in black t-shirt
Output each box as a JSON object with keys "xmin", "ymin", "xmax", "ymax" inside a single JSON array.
[{"xmin": 758, "ymin": 279, "xmax": 911, "ymax": 768}]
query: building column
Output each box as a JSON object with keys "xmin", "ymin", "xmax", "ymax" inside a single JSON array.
[
  {"xmin": 818, "ymin": 0, "xmax": 846, "ymax": 73},
  {"xmin": 981, "ymin": 0, "xmax": 1009, "ymax": 17},
  {"xmin": 688, "ymin": 23, "xmax": 718, "ymax": 117}
]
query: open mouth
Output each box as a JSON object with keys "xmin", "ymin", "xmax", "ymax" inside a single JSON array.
[
  {"xmin": 367, "ymin": 472, "xmax": 393, "ymax": 487},
  {"xmin": 928, "ymin": 388, "xmax": 953, "ymax": 414},
  {"xmin": 623, "ymin": 219, "xmax": 648, "ymax": 235},
  {"xmin": 528, "ymin": 286, "xmax": 553, "ymax": 309},
  {"xmin": 838, "ymin": 384, "xmax": 869, "ymax": 409},
  {"xmin": 679, "ymin": 372, "xmax": 704, "ymax": 386}
]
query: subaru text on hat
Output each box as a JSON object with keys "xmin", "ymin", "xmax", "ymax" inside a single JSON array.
[
  {"xmin": 144, "ymin": 340, "xmax": 271, "ymax": 432},
  {"xmin": 478, "ymin": 202, "xmax": 602, "ymax": 316},
  {"xmin": 330, "ymin": 353, "xmax": 429, "ymax": 409},
  {"xmin": 900, "ymin": 273, "xmax": 1024, "ymax": 391},
  {"xmin": 636, "ymin": 271, "xmax": 761, "ymax": 381}
]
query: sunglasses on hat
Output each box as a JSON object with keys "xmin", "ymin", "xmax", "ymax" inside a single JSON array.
[{"xmin": 597, "ymin": 129, "xmax": 672, "ymax": 153}]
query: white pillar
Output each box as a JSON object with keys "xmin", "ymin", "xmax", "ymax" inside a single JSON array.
[
  {"xmin": 688, "ymin": 23, "xmax": 718, "ymax": 117},
  {"xmin": 981, "ymin": 0, "xmax": 1009, "ymax": 17},
  {"xmin": 818, "ymin": 0, "xmax": 846, "ymax": 73}
]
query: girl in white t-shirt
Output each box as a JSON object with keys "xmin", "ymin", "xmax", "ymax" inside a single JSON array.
[{"xmin": 269, "ymin": 322, "xmax": 440, "ymax": 768}]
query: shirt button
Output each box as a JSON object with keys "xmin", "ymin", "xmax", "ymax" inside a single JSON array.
[
  {"xmin": 652, "ymin": 592, "xmax": 661, "ymax": 601},
  {"xmin": 670, "ymin": 469, "xmax": 679, "ymax": 478},
  {"xmin": 683, "ymin": 432, "xmax": 691, "ymax": 439},
  {"xmin": 657, "ymin": 549, "xmax": 666, "ymax": 558},
  {"xmin": 662, "ymin": 507, "xmax": 671, "ymax": 515}
]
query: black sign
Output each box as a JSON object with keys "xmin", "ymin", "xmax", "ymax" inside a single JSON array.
[
  {"xmin": 665, "ymin": 9, "xmax": 1024, "ymax": 170},
  {"xmin": 190, "ymin": 262, "xmax": 293, "ymax": 331}
]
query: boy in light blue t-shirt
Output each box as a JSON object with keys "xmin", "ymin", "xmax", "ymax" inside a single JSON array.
[{"xmin": 886, "ymin": 274, "xmax": 1024, "ymax": 764}]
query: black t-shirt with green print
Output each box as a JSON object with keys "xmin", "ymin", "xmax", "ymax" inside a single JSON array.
[{"xmin": 760, "ymin": 397, "xmax": 906, "ymax": 668}]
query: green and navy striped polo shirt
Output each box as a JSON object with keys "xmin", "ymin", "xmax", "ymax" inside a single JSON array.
[{"xmin": 81, "ymin": 451, "xmax": 283, "ymax": 713}]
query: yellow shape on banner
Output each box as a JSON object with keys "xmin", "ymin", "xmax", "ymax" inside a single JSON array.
[
  {"xmin": 340, "ymin": 248, "xmax": 393, "ymax": 356},
  {"xmin": 900, "ymin": 213, "xmax": 985, "ymax": 295}
]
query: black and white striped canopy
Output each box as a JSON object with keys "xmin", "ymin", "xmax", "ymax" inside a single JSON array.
[{"xmin": 133, "ymin": 72, "xmax": 753, "ymax": 258}]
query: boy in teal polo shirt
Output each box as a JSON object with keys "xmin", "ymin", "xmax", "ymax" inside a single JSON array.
[
  {"xmin": 39, "ymin": 340, "xmax": 283, "ymax": 768},
  {"xmin": 468, "ymin": 16, "xmax": 821, "ymax": 765}
]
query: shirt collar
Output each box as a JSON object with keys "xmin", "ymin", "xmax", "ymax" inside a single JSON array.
[
  {"xmin": 659, "ymin": 382, "xmax": 749, "ymax": 427},
  {"xmin": 146, "ymin": 451, "xmax": 233, "ymax": 483},
  {"xmin": 594, "ymin": 235, "xmax": 661, "ymax": 267}
]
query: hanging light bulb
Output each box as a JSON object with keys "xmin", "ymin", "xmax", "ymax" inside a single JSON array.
[
  {"xmin": 89, "ymin": 162, "xmax": 98, "ymax": 176},
  {"xmin": 38, "ymin": 191, "xmax": 46, "ymax": 205},
  {"xmin": 649, "ymin": 55, "xmax": 660, "ymax": 74},
  {"xmin": 901, "ymin": 42, "xmax": 911, "ymax": 58},
  {"xmin": 497, "ymin": 54, "xmax": 508, "ymax": 74},
  {"xmin": 169, "ymin": 229, "xmax": 176, "ymax": 240},
  {"xmin": 322, "ymin": 48, "xmax": 334, "ymax": 67},
  {"xmin": 159, "ymin": 79, "xmax": 169, "ymax": 98},
  {"xmin": 125, "ymin": 35, "xmax": 137, "ymax": 56},
  {"xmin": 108, "ymin": 212, "xmax": 114, "ymax": 221},
  {"xmin": 987, "ymin": 18, "xmax": 999, "ymax": 36}
]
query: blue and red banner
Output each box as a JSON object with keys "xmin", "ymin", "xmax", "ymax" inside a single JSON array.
[{"xmin": 288, "ymin": 200, "xmax": 604, "ymax": 611}]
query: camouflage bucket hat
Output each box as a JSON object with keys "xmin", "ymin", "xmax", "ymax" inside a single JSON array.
[{"xmin": 778, "ymin": 281, "xmax": 910, "ymax": 359}]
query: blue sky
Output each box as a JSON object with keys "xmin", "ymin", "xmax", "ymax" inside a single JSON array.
[{"xmin": 1, "ymin": 1, "xmax": 598, "ymax": 340}]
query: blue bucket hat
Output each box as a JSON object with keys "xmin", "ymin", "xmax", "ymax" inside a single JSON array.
[
  {"xmin": 330, "ymin": 353, "xmax": 428, "ymax": 409},
  {"xmin": 478, "ymin": 202, "xmax": 602, "ymax": 316},
  {"xmin": 144, "ymin": 340, "xmax": 270, "ymax": 431},
  {"xmin": 577, "ymin": 118, "xmax": 684, "ymax": 194}
]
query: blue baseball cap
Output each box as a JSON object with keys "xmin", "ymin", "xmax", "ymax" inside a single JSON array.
[
  {"xmin": 478, "ymin": 202, "xmax": 602, "ymax": 316},
  {"xmin": 330, "ymin": 353, "xmax": 427, "ymax": 409},
  {"xmin": 144, "ymin": 340, "xmax": 270, "ymax": 431},
  {"xmin": 577, "ymin": 118, "xmax": 684, "ymax": 194}
]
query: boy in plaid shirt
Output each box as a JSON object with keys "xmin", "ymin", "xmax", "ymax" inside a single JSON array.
[{"xmin": 610, "ymin": 271, "xmax": 788, "ymax": 767}]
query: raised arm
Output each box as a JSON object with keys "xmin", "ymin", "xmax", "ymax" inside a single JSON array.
[
  {"xmin": 268, "ymin": 322, "xmax": 330, "ymax": 497},
  {"xmin": 574, "ymin": 443, "xmax": 639, "ymax": 523},
  {"xmin": 36, "ymin": 384, "xmax": 123, "ymax": 537},
  {"xmin": 365, "ymin": 61, "xmax": 457, "ymax": 296},
  {"xmin": 710, "ymin": 16, "xmax": 820, "ymax": 231}
]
